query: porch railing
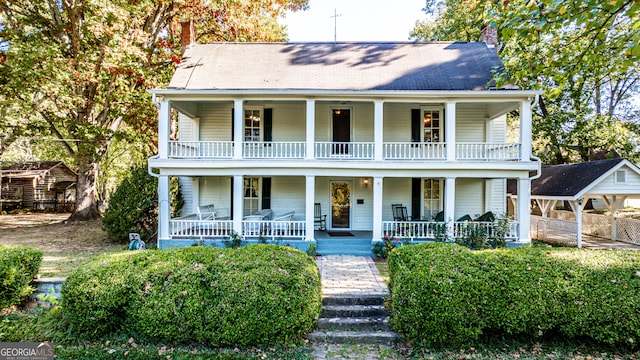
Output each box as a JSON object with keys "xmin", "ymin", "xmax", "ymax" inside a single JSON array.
[
  {"xmin": 170, "ymin": 219, "xmax": 234, "ymax": 238},
  {"xmin": 242, "ymin": 220, "xmax": 306, "ymax": 239},
  {"xmin": 315, "ymin": 142, "xmax": 374, "ymax": 160},
  {"xmin": 383, "ymin": 142, "xmax": 446, "ymax": 160},
  {"xmin": 169, "ymin": 141, "xmax": 233, "ymax": 158},
  {"xmin": 243, "ymin": 142, "xmax": 306, "ymax": 159},
  {"xmin": 456, "ymin": 143, "xmax": 521, "ymax": 161},
  {"xmin": 383, "ymin": 220, "xmax": 519, "ymax": 240}
]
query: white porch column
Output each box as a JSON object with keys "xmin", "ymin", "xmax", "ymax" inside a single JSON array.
[
  {"xmin": 306, "ymin": 100, "xmax": 315, "ymax": 160},
  {"xmin": 158, "ymin": 100, "xmax": 171, "ymax": 159},
  {"xmin": 233, "ymin": 99, "xmax": 244, "ymax": 160},
  {"xmin": 372, "ymin": 176, "xmax": 383, "ymax": 241},
  {"xmin": 305, "ymin": 175, "xmax": 315, "ymax": 241},
  {"xmin": 233, "ymin": 175, "xmax": 244, "ymax": 235},
  {"xmin": 374, "ymin": 100, "xmax": 384, "ymax": 161},
  {"xmin": 568, "ymin": 198, "xmax": 585, "ymax": 248},
  {"xmin": 517, "ymin": 178, "xmax": 531, "ymax": 244},
  {"xmin": 520, "ymin": 100, "xmax": 532, "ymax": 162},
  {"xmin": 191, "ymin": 177, "xmax": 200, "ymax": 214},
  {"xmin": 158, "ymin": 175, "xmax": 170, "ymax": 249},
  {"xmin": 444, "ymin": 177, "xmax": 456, "ymax": 238},
  {"xmin": 445, "ymin": 101, "xmax": 457, "ymax": 161}
]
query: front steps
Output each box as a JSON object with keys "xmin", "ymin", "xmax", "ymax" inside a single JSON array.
[
  {"xmin": 316, "ymin": 238, "xmax": 372, "ymax": 256},
  {"xmin": 308, "ymin": 294, "xmax": 401, "ymax": 345}
]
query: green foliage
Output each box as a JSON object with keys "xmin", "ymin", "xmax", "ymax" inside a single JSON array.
[
  {"xmin": 372, "ymin": 242, "xmax": 387, "ymax": 259},
  {"xmin": 0, "ymin": 246, "xmax": 43, "ymax": 310},
  {"xmin": 221, "ymin": 231, "xmax": 244, "ymax": 249},
  {"xmin": 305, "ymin": 243, "xmax": 317, "ymax": 257},
  {"xmin": 102, "ymin": 164, "xmax": 183, "ymax": 242},
  {"xmin": 61, "ymin": 245, "xmax": 321, "ymax": 346},
  {"xmin": 389, "ymin": 243, "xmax": 640, "ymax": 347}
]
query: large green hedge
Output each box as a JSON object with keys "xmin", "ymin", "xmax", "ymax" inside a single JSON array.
[
  {"xmin": 0, "ymin": 246, "xmax": 42, "ymax": 310},
  {"xmin": 389, "ymin": 243, "xmax": 640, "ymax": 347},
  {"xmin": 62, "ymin": 245, "xmax": 321, "ymax": 346}
]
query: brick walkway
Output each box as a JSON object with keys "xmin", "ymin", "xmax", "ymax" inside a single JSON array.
[{"xmin": 316, "ymin": 256, "xmax": 388, "ymax": 297}]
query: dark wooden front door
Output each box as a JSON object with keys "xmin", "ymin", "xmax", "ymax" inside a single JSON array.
[{"xmin": 332, "ymin": 109, "xmax": 350, "ymax": 154}]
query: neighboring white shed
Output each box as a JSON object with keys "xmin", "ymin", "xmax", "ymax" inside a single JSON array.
[{"xmin": 508, "ymin": 159, "xmax": 640, "ymax": 247}]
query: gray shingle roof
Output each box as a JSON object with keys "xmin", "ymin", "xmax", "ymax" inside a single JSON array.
[{"xmin": 168, "ymin": 42, "xmax": 504, "ymax": 91}]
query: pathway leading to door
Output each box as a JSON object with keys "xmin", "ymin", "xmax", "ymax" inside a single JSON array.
[{"xmin": 316, "ymin": 256, "xmax": 388, "ymax": 297}]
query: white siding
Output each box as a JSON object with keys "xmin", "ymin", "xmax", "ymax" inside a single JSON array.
[
  {"xmin": 456, "ymin": 104, "xmax": 487, "ymax": 142},
  {"xmin": 178, "ymin": 177, "xmax": 193, "ymax": 216},
  {"xmin": 271, "ymin": 177, "xmax": 305, "ymax": 217},
  {"xmin": 199, "ymin": 177, "xmax": 232, "ymax": 218},
  {"xmin": 489, "ymin": 114, "xmax": 507, "ymax": 143},
  {"xmin": 486, "ymin": 179, "xmax": 506, "ymax": 215},
  {"xmin": 271, "ymin": 103, "xmax": 306, "ymax": 141},
  {"xmin": 454, "ymin": 178, "xmax": 484, "ymax": 219},
  {"xmin": 178, "ymin": 113, "xmax": 194, "ymax": 140},
  {"xmin": 383, "ymin": 103, "xmax": 411, "ymax": 142},
  {"xmin": 199, "ymin": 103, "xmax": 233, "ymax": 141},
  {"xmin": 383, "ymin": 178, "xmax": 412, "ymax": 221},
  {"xmin": 588, "ymin": 166, "xmax": 640, "ymax": 195}
]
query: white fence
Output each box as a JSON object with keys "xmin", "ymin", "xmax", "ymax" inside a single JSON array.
[
  {"xmin": 169, "ymin": 219, "xmax": 306, "ymax": 240},
  {"xmin": 383, "ymin": 142, "xmax": 446, "ymax": 160},
  {"xmin": 169, "ymin": 141, "xmax": 233, "ymax": 158},
  {"xmin": 243, "ymin": 142, "xmax": 306, "ymax": 159},
  {"xmin": 531, "ymin": 213, "xmax": 640, "ymax": 247},
  {"xmin": 315, "ymin": 142, "xmax": 374, "ymax": 160}
]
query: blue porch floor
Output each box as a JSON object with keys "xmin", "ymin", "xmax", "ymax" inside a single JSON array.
[{"xmin": 315, "ymin": 231, "xmax": 374, "ymax": 256}]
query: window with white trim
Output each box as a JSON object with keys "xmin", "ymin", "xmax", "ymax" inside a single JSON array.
[
  {"xmin": 244, "ymin": 108, "xmax": 262, "ymax": 142},
  {"xmin": 615, "ymin": 170, "xmax": 627, "ymax": 184},
  {"xmin": 423, "ymin": 178, "xmax": 442, "ymax": 220},
  {"xmin": 423, "ymin": 109, "xmax": 442, "ymax": 143},
  {"xmin": 243, "ymin": 177, "xmax": 261, "ymax": 216}
]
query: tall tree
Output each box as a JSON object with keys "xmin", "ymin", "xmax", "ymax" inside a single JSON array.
[
  {"xmin": 0, "ymin": 0, "xmax": 308, "ymax": 221},
  {"xmin": 412, "ymin": 0, "xmax": 640, "ymax": 164}
]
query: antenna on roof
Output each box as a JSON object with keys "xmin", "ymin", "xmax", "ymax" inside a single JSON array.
[{"xmin": 330, "ymin": 8, "xmax": 341, "ymax": 42}]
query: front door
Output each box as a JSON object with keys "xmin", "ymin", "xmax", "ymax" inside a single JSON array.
[
  {"xmin": 332, "ymin": 109, "xmax": 350, "ymax": 154},
  {"xmin": 330, "ymin": 181, "xmax": 351, "ymax": 229}
]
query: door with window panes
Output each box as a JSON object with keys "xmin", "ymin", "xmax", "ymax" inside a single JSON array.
[
  {"xmin": 423, "ymin": 179, "xmax": 442, "ymax": 220},
  {"xmin": 423, "ymin": 109, "xmax": 441, "ymax": 143},
  {"xmin": 244, "ymin": 108, "xmax": 262, "ymax": 142}
]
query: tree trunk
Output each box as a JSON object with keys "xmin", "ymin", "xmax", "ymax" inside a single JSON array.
[{"xmin": 67, "ymin": 162, "xmax": 101, "ymax": 221}]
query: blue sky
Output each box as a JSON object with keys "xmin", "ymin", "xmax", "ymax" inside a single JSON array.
[{"xmin": 281, "ymin": 0, "xmax": 427, "ymax": 42}]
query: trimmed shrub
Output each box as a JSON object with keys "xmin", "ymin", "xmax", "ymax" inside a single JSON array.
[
  {"xmin": 389, "ymin": 243, "xmax": 640, "ymax": 347},
  {"xmin": 62, "ymin": 245, "xmax": 321, "ymax": 346},
  {"xmin": 102, "ymin": 164, "xmax": 183, "ymax": 242},
  {"xmin": 0, "ymin": 246, "xmax": 42, "ymax": 310}
]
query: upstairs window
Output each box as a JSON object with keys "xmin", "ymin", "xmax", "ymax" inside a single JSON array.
[{"xmin": 615, "ymin": 170, "xmax": 627, "ymax": 184}]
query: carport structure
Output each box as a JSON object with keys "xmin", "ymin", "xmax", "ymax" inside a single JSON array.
[{"xmin": 509, "ymin": 159, "xmax": 640, "ymax": 248}]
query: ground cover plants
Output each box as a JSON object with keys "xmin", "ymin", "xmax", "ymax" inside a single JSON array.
[{"xmin": 389, "ymin": 243, "xmax": 640, "ymax": 348}]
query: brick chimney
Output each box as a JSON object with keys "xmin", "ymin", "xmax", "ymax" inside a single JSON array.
[
  {"xmin": 480, "ymin": 25, "xmax": 498, "ymax": 50},
  {"xmin": 180, "ymin": 20, "xmax": 195, "ymax": 55}
]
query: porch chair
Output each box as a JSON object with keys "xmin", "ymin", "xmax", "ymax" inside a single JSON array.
[
  {"xmin": 434, "ymin": 211, "xmax": 445, "ymax": 222},
  {"xmin": 475, "ymin": 211, "xmax": 495, "ymax": 222},
  {"xmin": 314, "ymin": 203, "xmax": 326, "ymax": 231},
  {"xmin": 197, "ymin": 204, "xmax": 216, "ymax": 220},
  {"xmin": 391, "ymin": 204, "xmax": 403, "ymax": 221},
  {"xmin": 272, "ymin": 211, "xmax": 295, "ymax": 235}
]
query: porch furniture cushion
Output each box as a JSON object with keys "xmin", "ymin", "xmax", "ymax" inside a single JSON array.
[
  {"xmin": 314, "ymin": 203, "xmax": 326, "ymax": 231},
  {"xmin": 272, "ymin": 211, "xmax": 295, "ymax": 234},
  {"xmin": 252, "ymin": 209, "xmax": 273, "ymax": 220},
  {"xmin": 434, "ymin": 211, "xmax": 444, "ymax": 222},
  {"xmin": 457, "ymin": 214, "xmax": 472, "ymax": 222},
  {"xmin": 475, "ymin": 211, "xmax": 495, "ymax": 222}
]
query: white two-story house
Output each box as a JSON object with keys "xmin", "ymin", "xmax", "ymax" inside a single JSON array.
[{"xmin": 148, "ymin": 42, "xmax": 540, "ymax": 254}]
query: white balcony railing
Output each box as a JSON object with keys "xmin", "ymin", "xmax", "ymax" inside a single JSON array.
[
  {"xmin": 315, "ymin": 142, "xmax": 374, "ymax": 160},
  {"xmin": 169, "ymin": 141, "xmax": 233, "ymax": 158},
  {"xmin": 383, "ymin": 142, "xmax": 446, "ymax": 160},
  {"xmin": 243, "ymin": 142, "xmax": 306, "ymax": 159},
  {"xmin": 383, "ymin": 220, "xmax": 519, "ymax": 240},
  {"xmin": 170, "ymin": 219, "xmax": 234, "ymax": 238},
  {"xmin": 167, "ymin": 141, "xmax": 521, "ymax": 161},
  {"xmin": 456, "ymin": 143, "xmax": 521, "ymax": 161}
]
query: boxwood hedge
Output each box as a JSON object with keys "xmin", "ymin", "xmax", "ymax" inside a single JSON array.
[
  {"xmin": 0, "ymin": 245, "xmax": 42, "ymax": 310},
  {"xmin": 61, "ymin": 245, "xmax": 321, "ymax": 346},
  {"xmin": 389, "ymin": 243, "xmax": 640, "ymax": 347}
]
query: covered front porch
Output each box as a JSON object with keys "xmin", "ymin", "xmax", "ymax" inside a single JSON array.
[{"xmin": 156, "ymin": 174, "xmax": 530, "ymax": 252}]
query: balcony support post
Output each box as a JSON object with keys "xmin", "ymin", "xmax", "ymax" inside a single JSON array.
[
  {"xmin": 233, "ymin": 175, "xmax": 244, "ymax": 235},
  {"xmin": 306, "ymin": 99, "xmax": 315, "ymax": 160},
  {"xmin": 444, "ymin": 177, "xmax": 456, "ymax": 238},
  {"xmin": 158, "ymin": 175, "xmax": 170, "ymax": 249},
  {"xmin": 520, "ymin": 100, "xmax": 532, "ymax": 162},
  {"xmin": 374, "ymin": 100, "xmax": 384, "ymax": 161},
  {"xmin": 372, "ymin": 176, "xmax": 383, "ymax": 241},
  {"xmin": 305, "ymin": 175, "xmax": 315, "ymax": 241},
  {"xmin": 233, "ymin": 99, "xmax": 244, "ymax": 160},
  {"xmin": 158, "ymin": 100, "xmax": 171, "ymax": 159},
  {"xmin": 517, "ymin": 177, "xmax": 531, "ymax": 244},
  {"xmin": 445, "ymin": 101, "xmax": 457, "ymax": 161}
]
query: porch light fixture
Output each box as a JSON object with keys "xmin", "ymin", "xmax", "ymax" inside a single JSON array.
[
  {"xmin": 363, "ymin": 178, "xmax": 369, "ymax": 188},
  {"xmin": 334, "ymin": 109, "xmax": 341, "ymax": 115}
]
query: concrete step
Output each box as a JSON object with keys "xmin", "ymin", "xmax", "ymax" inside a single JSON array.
[
  {"xmin": 322, "ymin": 295, "xmax": 385, "ymax": 306},
  {"xmin": 321, "ymin": 305, "xmax": 389, "ymax": 318},
  {"xmin": 307, "ymin": 330, "xmax": 401, "ymax": 345},
  {"xmin": 316, "ymin": 317, "xmax": 390, "ymax": 332}
]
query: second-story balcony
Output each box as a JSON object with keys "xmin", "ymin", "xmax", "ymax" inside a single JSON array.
[{"xmin": 168, "ymin": 140, "xmax": 521, "ymax": 161}]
